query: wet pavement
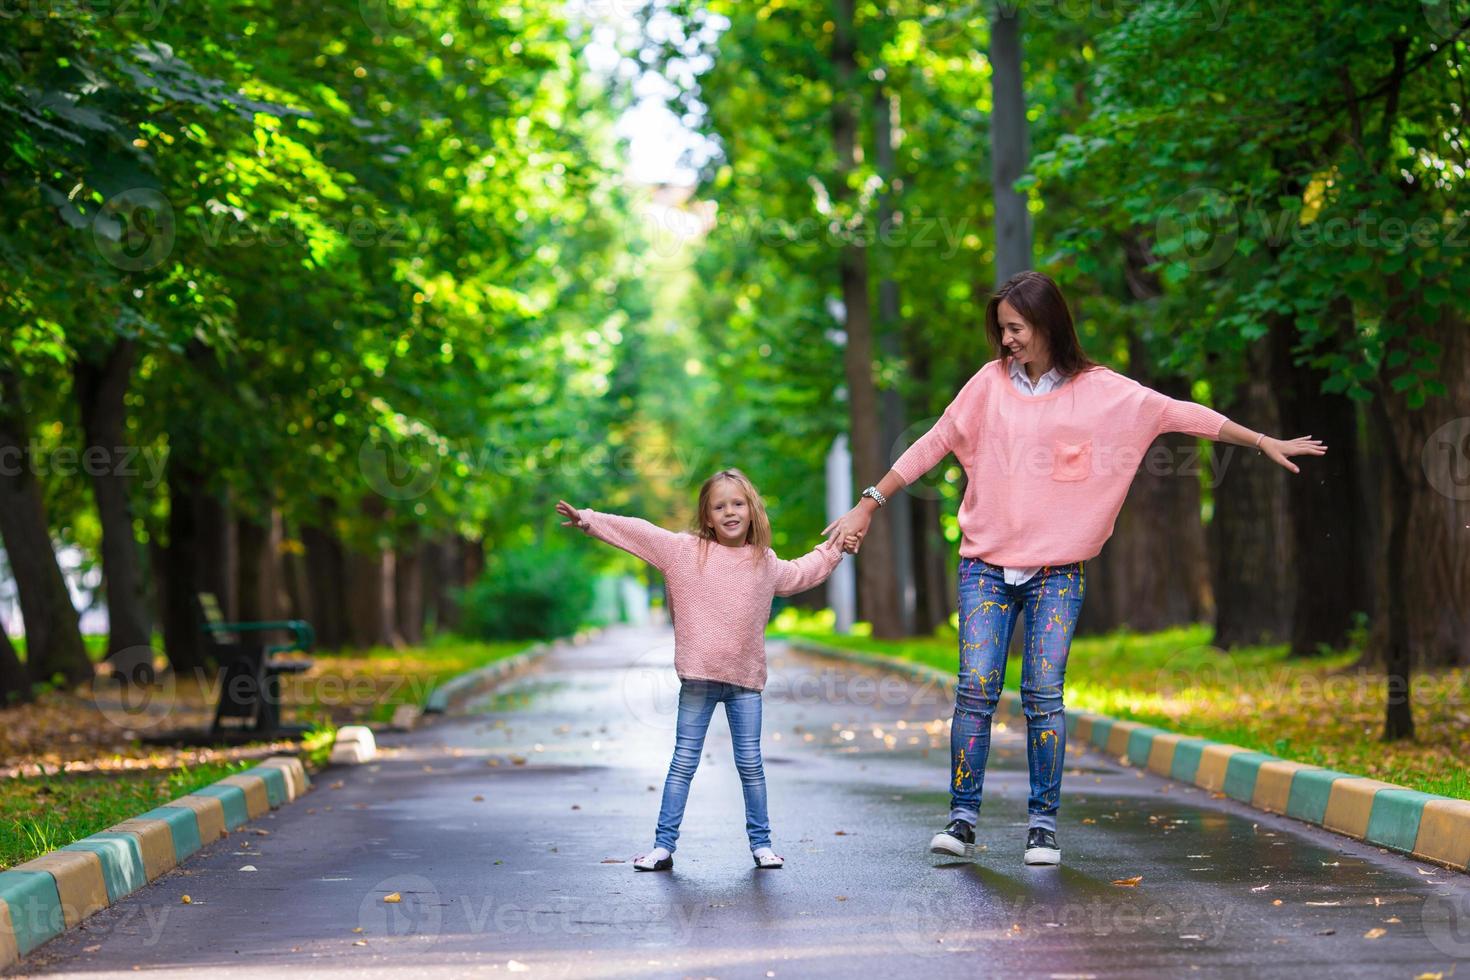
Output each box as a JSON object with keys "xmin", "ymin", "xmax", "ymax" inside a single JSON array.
[{"xmin": 14, "ymin": 624, "xmax": 1469, "ymax": 978}]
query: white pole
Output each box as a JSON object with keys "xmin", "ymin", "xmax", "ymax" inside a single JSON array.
[{"xmin": 825, "ymin": 434, "xmax": 856, "ymax": 634}]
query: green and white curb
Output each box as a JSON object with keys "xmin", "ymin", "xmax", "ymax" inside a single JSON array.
[
  {"xmin": 787, "ymin": 637, "xmax": 1470, "ymax": 873},
  {"xmin": 0, "ymin": 755, "xmax": 310, "ymax": 968}
]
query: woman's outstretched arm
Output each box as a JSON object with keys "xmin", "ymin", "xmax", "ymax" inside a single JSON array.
[
  {"xmin": 821, "ymin": 468, "xmax": 908, "ymax": 554},
  {"xmin": 1214, "ymin": 421, "xmax": 1327, "ymax": 475}
]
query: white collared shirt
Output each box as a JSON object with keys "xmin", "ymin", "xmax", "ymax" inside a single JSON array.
[{"xmin": 1003, "ymin": 358, "xmax": 1067, "ymax": 585}]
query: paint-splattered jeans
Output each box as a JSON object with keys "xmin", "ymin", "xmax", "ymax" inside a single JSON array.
[
  {"xmin": 950, "ymin": 557, "xmax": 1086, "ymax": 832},
  {"xmin": 654, "ymin": 679, "xmax": 771, "ymax": 852}
]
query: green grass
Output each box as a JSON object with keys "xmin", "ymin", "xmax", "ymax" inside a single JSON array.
[
  {"xmin": 772, "ymin": 608, "xmax": 1470, "ymax": 801},
  {"xmin": 0, "ymin": 760, "xmax": 254, "ymax": 870}
]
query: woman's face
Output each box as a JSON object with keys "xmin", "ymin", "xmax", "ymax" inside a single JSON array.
[{"xmin": 998, "ymin": 299, "xmax": 1050, "ymax": 367}]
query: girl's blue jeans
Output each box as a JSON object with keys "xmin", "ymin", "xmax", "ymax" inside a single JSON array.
[
  {"xmin": 654, "ymin": 678, "xmax": 771, "ymax": 852},
  {"xmin": 950, "ymin": 556, "xmax": 1086, "ymax": 832}
]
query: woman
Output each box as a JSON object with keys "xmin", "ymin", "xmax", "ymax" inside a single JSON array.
[{"xmin": 823, "ymin": 270, "xmax": 1325, "ymax": 866}]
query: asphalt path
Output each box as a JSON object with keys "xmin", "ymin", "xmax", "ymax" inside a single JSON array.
[{"xmin": 14, "ymin": 624, "xmax": 1469, "ymax": 979}]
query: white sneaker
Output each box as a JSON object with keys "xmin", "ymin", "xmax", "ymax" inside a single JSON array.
[{"xmin": 633, "ymin": 846, "xmax": 672, "ymax": 871}]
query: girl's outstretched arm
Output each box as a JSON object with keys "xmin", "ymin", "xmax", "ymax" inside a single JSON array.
[
  {"xmin": 555, "ymin": 499, "xmax": 683, "ymax": 571},
  {"xmin": 771, "ymin": 536, "xmax": 848, "ymax": 597}
]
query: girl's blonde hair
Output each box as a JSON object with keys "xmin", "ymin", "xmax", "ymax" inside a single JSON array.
[{"xmin": 692, "ymin": 468, "xmax": 772, "ymax": 555}]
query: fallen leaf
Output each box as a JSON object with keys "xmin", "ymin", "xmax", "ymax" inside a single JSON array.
[
  {"xmin": 1363, "ymin": 927, "xmax": 1386, "ymax": 940},
  {"xmin": 329, "ymin": 781, "xmax": 344, "ymax": 789},
  {"xmin": 834, "ymin": 830, "xmax": 850, "ymax": 836},
  {"xmin": 384, "ymin": 892, "xmax": 402, "ymax": 903},
  {"xmin": 181, "ymin": 895, "xmax": 192, "ymax": 904},
  {"xmin": 510, "ymin": 756, "xmax": 527, "ymax": 766},
  {"xmin": 1111, "ymin": 876, "xmax": 1143, "ymax": 887},
  {"xmin": 836, "ymin": 895, "xmax": 848, "ymax": 901},
  {"xmin": 571, "ymin": 805, "xmax": 581, "ymax": 810},
  {"xmin": 253, "ymin": 829, "xmax": 271, "ymax": 836},
  {"xmin": 83, "ymin": 944, "xmax": 101, "ymax": 952},
  {"xmin": 1305, "ymin": 901, "xmax": 1341, "ymax": 907},
  {"xmin": 238, "ymin": 865, "xmax": 257, "ymax": 872},
  {"xmin": 352, "ymin": 927, "xmax": 363, "ymax": 933},
  {"xmin": 1316, "ymin": 928, "xmax": 1336, "ymax": 936},
  {"xmin": 353, "ymin": 940, "xmax": 367, "ymax": 946},
  {"xmin": 601, "ymin": 859, "xmax": 625, "ymax": 864},
  {"xmin": 1320, "ymin": 860, "xmax": 1340, "ymax": 866},
  {"xmin": 1271, "ymin": 899, "xmax": 1283, "ymax": 906},
  {"xmin": 1251, "ymin": 884, "xmax": 1270, "ymax": 892},
  {"xmin": 1082, "ymin": 818, "xmax": 1097, "ymax": 825},
  {"xmin": 1383, "ymin": 916, "xmax": 1402, "ymax": 924},
  {"xmin": 473, "ymin": 795, "xmax": 484, "ymax": 802}
]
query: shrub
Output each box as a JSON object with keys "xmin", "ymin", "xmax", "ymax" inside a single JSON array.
[{"xmin": 459, "ymin": 543, "xmax": 595, "ymax": 641}]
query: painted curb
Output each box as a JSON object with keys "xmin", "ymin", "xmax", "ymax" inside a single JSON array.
[
  {"xmin": 421, "ymin": 627, "xmax": 605, "ymax": 715},
  {"xmin": 0, "ymin": 755, "xmax": 311, "ymax": 967},
  {"xmin": 787, "ymin": 637, "xmax": 1468, "ymax": 874}
]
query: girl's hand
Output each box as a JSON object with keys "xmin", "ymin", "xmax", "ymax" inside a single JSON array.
[
  {"xmin": 823, "ymin": 506, "xmax": 873, "ymax": 554},
  {"xmin": 1262, "ymin": 435, "xmax": 1327, "ymax": 474},
  {"xmin": 555, "ymin": 499, "xmax": 586, "ymax": 528}
]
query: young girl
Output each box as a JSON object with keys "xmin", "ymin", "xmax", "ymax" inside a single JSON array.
[{"xmin": 556, "ymin": 468, "xmax": 853, "ymax": 871}]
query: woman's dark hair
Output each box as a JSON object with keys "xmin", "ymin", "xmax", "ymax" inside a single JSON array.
[{"xmin": 985, "ymin": 270, "xmax": 1099, "ymax": 378}]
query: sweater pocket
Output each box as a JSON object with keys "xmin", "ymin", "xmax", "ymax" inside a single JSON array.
[{"xmin": 1051, "ymin": 439, "xmax": 1093, "ymax": 482}]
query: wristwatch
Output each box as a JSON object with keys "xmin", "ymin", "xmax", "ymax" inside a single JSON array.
[{"xmin": 861, "ymin": 485, "xmax": 887, "ymax": 507}]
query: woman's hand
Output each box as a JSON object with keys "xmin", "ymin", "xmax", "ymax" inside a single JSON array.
[
  {"xmin": 555, "ymin": 499, "xmax": 586, "ymax": 528},
  {"xmin": 823, "ymin": 505, "xmax": 873, "ymax": 554},
  {"xmin": 1261, "ymin": 435, "xmax": 1327, "ymax": 474}
]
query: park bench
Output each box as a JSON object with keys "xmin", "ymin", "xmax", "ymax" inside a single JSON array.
[{"xmin": 199, "ymin": 592, "xmax": 315, "ymax": 736}]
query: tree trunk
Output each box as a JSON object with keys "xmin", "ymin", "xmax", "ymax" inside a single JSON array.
[
  {"xmin": 395, "ymin": 538, "xmax": 424, "ymax": 646},
  {"xmin": 73, "ymin": 338, "xmax": 153, "ymax": 681},
  {"xmin": 158, "ymin": 454, "xmax": 211, "ymax": 672},
  {"xmin": 1372, "ymin": 306, "xmax": 1470, "ymax": 673},
  {"xmin": 873, "ymin": 79, "xmax": 916, "ymax": 634},
  {"xmin": 1268, "ymin": 301, "xmax": 1374, "ymax": 654},
  {"xmin": 237, "ymin": 513, "xmax": 268, "ymax": 622},
  {"xmin": 988, "ymin": 4, "xmax": 1032, "ymax": 284},
  {"xmin": 301, "ymin": 500, "xmax": 347, "ymax": 651},
  {"xmin": 1210, "ymin": 338, "xmax": 1293, "ymax": 648},
  {"xmin": 904, "ymin": 335, "xmax": 954, "ymax": 635},
  {"xmin": 0, "ymin": 618, "xmax": 31, "ymax": 705},
  {"xmin": 0, "ymin": 368, "xmax": 92, "ymax": 688},
  {"xmin": 830, "ymin": 0, "xmax": 902, "ymax": 638}
]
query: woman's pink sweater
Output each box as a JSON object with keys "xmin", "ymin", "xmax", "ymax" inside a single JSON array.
[
  {"xmin": 892, "ymin": 359, "xmax": 1230, "ymax": 566},
  {"xmin": 574, "ymin": 509, "xmax": 846, "ymax": 691}
]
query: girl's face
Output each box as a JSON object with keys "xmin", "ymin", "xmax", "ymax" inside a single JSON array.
[
  {"xmin": 706, "ymin": 479, "xmax": 750, "ymax": 546},
  {"xmin": 998, "ymin": 299, "xmax": 1050, "ymax": 368}
]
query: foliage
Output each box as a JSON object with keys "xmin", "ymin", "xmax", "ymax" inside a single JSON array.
[{"xmin": 459, "ymin": 543, "xmax": 597, "ymax": 641}]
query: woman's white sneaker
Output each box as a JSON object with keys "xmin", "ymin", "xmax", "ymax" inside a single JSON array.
[{"xmin": 1023, "ymin": 827, "xmax": 1060, "ymax": 865}]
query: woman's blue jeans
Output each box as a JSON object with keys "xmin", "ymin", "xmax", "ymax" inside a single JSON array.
[
  {"xmin": 950, "ymin": 557, "xmax": 1086, "ymax": 832},
  {"xmin": 654, "ymin": 679, "xmax": 771, "ymax": 852}
]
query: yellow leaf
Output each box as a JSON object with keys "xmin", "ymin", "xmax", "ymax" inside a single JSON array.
[
  {"xmin": 352, "ymin": 927, "xmax": 363, "ymax": 933},
  {"xmin": 181, "ymin": 895, "xmax": 192, "ymax": 904},
  {"xmin": 383, "ymin": 892, "xmax": 402, "ymax": 903},
  {"xmin": 1111, "ymin": 876, "xmax": 1143, "ymax": 887},
  {"xmin": 1362, "ymin": 927, "xmax": 1386, "ymax": 940}
]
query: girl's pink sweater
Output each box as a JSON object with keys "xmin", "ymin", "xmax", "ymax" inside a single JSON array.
[
  {"xmin": 892, "ymin": 359, "xmax": 1230, "ymax": 566},
  {"xmin": 574, "ymin": 509, "xmax": 846, "ymax": 691}
]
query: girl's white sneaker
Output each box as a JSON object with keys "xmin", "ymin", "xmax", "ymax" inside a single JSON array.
[
  {"xmin": 633, "ymin": 847, "xmax": 673, "ymax": 871},
  {"xmin": 752, "ymin": 847, "xmax": 785, "ymax": 869}
]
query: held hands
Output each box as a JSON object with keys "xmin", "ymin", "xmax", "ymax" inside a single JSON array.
[
  {"xmin": 1261, "ymin": 435, "xmax": 1328, "ymax": 475},
  {"xmin": 555, "ymin": 499, "xmax": 587, "ymax": 529},
  {"xmin": 823, "ymin": 506, "xmax": 873, "ymax": 555}
]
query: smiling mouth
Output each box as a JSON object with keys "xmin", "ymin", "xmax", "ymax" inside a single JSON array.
[{"xmin": 722, "ymin": 521, "xmax": 741, "ymax": 529}]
